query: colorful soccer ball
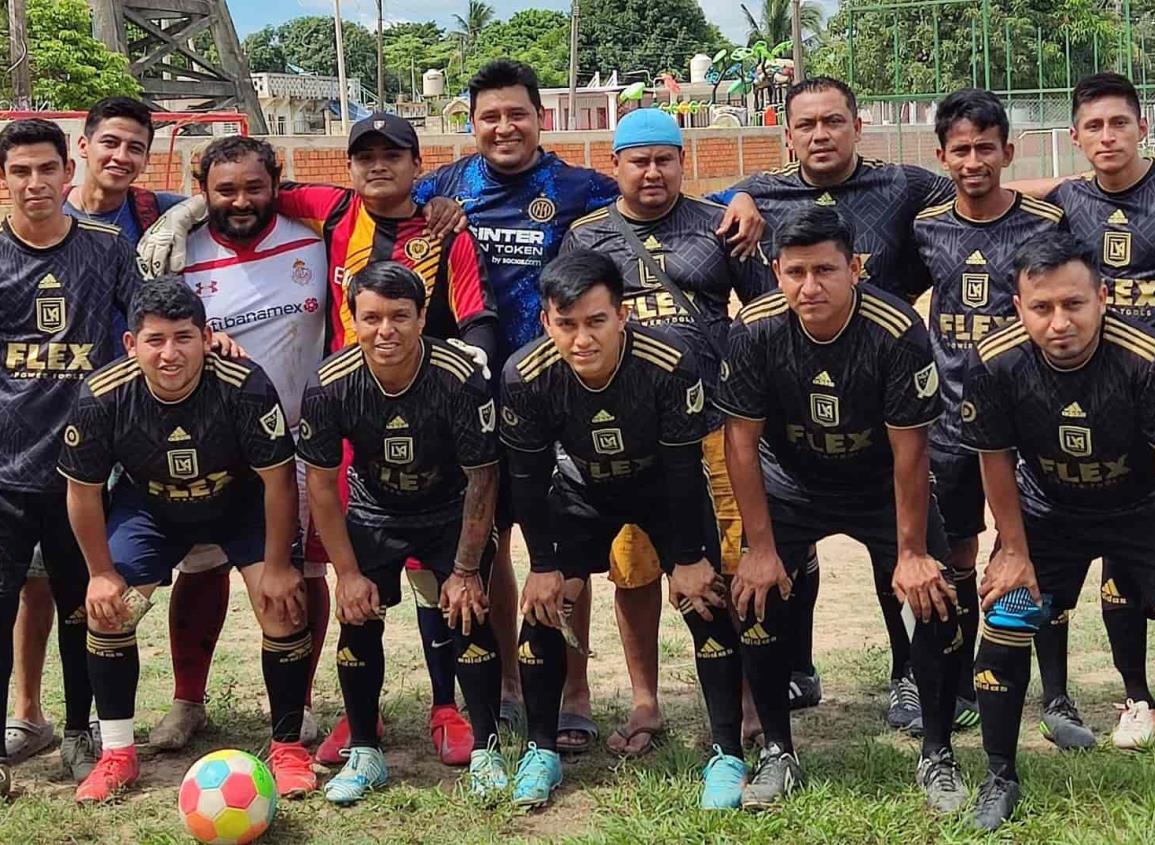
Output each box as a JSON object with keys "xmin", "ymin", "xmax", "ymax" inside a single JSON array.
[{"xmin": 178, "ymin": 749, "xmax": 277, "ymax": 845}]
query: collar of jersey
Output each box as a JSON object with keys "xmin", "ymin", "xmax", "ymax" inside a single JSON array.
[
  {"xmin": 796, "ymin": 287, "xmax": 859, "ymax": 345},
  {"xmin": 952, "ymin": 191, "xmax": 1021, "ymax": 227},
  {"xmin": 568, "ymin": 328, "xmax": 628, "ymax": 393},
  {"xmin": 616, "ymin": 194, "xmax": 683, "ymax": 226},
  {"xmin": 1037, "ymin": 320, "xmax": 1103, "ymax": 373},
  {"xmin": 366, "ymin": 338, "xmax": 426, "ymax": 397},
  {"xmin": 480, "ymin": 148, "xmax": 552, "ymax": 183},
  {"xmin": 796, "ymin": 155, "xmax": 863, "ymax": 189},
  {"xmin": 208, "ymin": 215, "xmax": 277, "ymax": 255},
  {"xmin": 2, "ymin": 215, "xmax": 78, "ymax": 254},
  {"xmin": 1094, "ymin": 157, "xmax": 1155, "ymax": 197},
  {"xmin": 145, "ymin": 358, "xmax": 205, "ymax": 405}
]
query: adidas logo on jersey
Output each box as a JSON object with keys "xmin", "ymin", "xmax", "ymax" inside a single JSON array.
[
  {"xmin": 460, "ymin": 644, "xmax": 496, "ymax": 664},
  {"xmin": 965, "ymin": 250, "xmax": 987, "ymax": 265},
  {"xmin": 1108, "ymin": 209, "xmax": 1129, "ymax": 225},
  {"xmin": 167, "ymin": 426, "xmax": 191, "ymax": 442},
  {"xmin": 974, "ymin": 670, "xmax": 1007, "ymax": 693},
  {"xmin": 815, "ymin": 192, "xmax": 836, "ymax": 206},
  {"xmin": 1061, "ymin": 402, "xmax": 1087, "ymax": 418},
  {"xmin": 642, "ymin": 234, "xmax": 662, "ymax": 251},
  {"xmin": 386, "ymin": 415, "xmax": 408, "ymax": 430},
  {"xmin": 741, "ymin": 623, "xmax": 774, "ymax": 646},
  {"xmin": 592, "ymin": 409, "xmax": 615, "ymax": 423},
  {"xmin": 336, "ymin": 647, "xmax": 364, "ymax": 667},
  {"xmin": 696, "ymin": 638, "xmax": 734, "ymax": 659},
  {"xmin": 812, "ymin": 371, "xmax": 835, "ymax": 387},
  {"xmin": 1102, "ymin": 578, "xmax": 1128, "ymax": 605},
  {"xmin": 518, "ymin": 641, "xmax": 543, "ymax": 665},
  {"xmin": 37, "ymin": 273, "xmax": 61, "ymax": 289}
]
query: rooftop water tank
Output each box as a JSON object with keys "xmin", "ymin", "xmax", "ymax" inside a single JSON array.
[
  {"xmin": 422, "ymin": 68, "xmax": 445, "ymax": 98},
  {"xmin": 690, "ymin": 53, "xmax": 713, "ymax": 84}
]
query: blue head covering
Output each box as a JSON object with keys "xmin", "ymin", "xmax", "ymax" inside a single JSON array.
[{"xmin": 613, "ymin": 108, "xmax": 683, "ymax": 153}]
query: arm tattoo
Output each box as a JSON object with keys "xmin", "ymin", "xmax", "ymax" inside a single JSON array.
[{"xmin": 455, "ymin": 463, "xmax": 499, "ymax": 570}]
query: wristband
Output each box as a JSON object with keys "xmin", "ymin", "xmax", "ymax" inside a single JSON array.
[{"xmin": 452, "ymin": 564, "xmax": 481, "ymax": 579}]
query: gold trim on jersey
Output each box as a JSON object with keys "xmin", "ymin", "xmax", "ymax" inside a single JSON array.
[
  {"xmin": 206, "ymin": 353, "xmax": 249, "ymax": 388},
  {"xmin": 1020, "ymin": 195, "xmax": 1064, "ymax": 224},
  {"xmin": 631, "ymin": 332, "xmax": 682, "ymax": 373},
  {"xmin": 410, "ymin": 241, "xmax": 444, "ymax": 283},
  {"xmin": 430, "ymin": 345, "xmax": 474, "ymax": 382},
  {"xmin": 859, "ymin": 292, "xmax": 913, "ymax": 338},
  {"xmin": 738, "ymin": 292, "xmax": 789, "ymax": 325},
  {"xmin": 75, "ymin": 219, "xmax": 121, "ymax": 236},
  {"xmin": 570, "ymin": 206, "xmax": 612, "ymax": 229},
  {"xmin": 976, "ymin": 322, "xmax": 1030, "ymax": 362},
  {"xmin": 764, "ymin": 160, "xmax": 801, "ymax": 177},
  {"xmin": 1103, "ymin": 316, "xmax": 1155, "ymax": 362},
  {"xmin": 516, "ymin": 338, "xmax": 562, "ymax": 382},
  {"xmin": 915, "ymin": 201, "xmax": 953, "ymax": 220},
  {"xmin": 88, "ymin": 359, "xmax": 142, "ymax": 397},
  {"xmin": 318, "ymin": 348, "xmax": 364, "ymax": 387}
]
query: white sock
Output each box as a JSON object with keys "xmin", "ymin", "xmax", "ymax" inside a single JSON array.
[{"xmin": 99, "ymin": 718, "xmax": 135, "ymax": 751}]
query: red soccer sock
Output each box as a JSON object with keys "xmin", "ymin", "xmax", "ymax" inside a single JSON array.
[
  {"xmin": 169, "ymin": 567, "xmax": 231, "ymax": 703},
  {"xmin": 304, "ymin": 576, "xmax": 331, "ymax": 708}
]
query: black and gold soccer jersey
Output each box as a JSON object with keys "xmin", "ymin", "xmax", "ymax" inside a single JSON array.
[
  {"xmin": 712, "ymin": 157, "xmax": 955, "ymax": 298},
  {"xmin": 913, "ymin": 194, "xmax": 1065, "ymax": 451},
  {"xmin": 297, "ymin": 338, "xmax": 497, "ymax": 527},
  {"xmin": 57, "ymin": 354, "xmax": 295, "ymax": 525},
  {"xmin": 961, "ymin": 314, "xmax": 1155, "ymax": 516},
  {"xmin": 500, "ymin": 324, "xmax": 706, "ymax": 495},
  {"xmin": 1048, "ymin": 163, "xmax": 1155, "ymax": 324},
  {"xmin": 716, "ymin": 286, "xmax": 941, "ymax": 507},
  {"xmin": 560, "ymin": 195, "xmax": 773, "ymax": 424},
  {"xmin": 0, "ymin": 218, "xmax": 141, "ymax": 493}
]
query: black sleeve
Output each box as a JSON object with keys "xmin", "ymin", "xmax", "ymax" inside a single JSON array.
[
  {"xmin": 56, "ymin": 382, "xmax": 115, "ymax": 486},
  {"xmin": 297, "ymin": 373, "xmax": 343, "ymax": 469},
  {"xmin": 908, "ymin": 165, "xmax": 955, "ymax": 209},
  {"xmin": 715, "ymin": 315, "xmax": 769, "ymax": 421},
  {"xmin": 451, "ymin": 369, "xmax": 499, "ymax": 469},
  {"xmin": 884, "ymin": 322, "xmax": 942, "ymax": 429},
  {"xmin": 659, "ymin": 441, "xmax": 708, "ymax": 567},
  {"xmin": 507, "ymin": 446, "xmax": 558, "ymax": 572},
  {"xmin": 960, "ymin": 349, "xmax": 1016, "ymax": 452},
  {"xmin": 114, "ymin": 236, "xmax": 144, "ymax": 314},
  {"xmin": 460, "ymin": 318, "xmax": 499, "ymax": 376},
  {"xmin": 234, "ymin": 365, "xmax": 297, "ymax": 470}
]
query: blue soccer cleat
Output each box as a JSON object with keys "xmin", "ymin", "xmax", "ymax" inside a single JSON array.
[
  {"xmin": 701, "ymin": 744, "xmax": 747, "ymax": 809},
  {"xmin": 512, "ymin": 742, "xmax": 562, "ymax": 808}
]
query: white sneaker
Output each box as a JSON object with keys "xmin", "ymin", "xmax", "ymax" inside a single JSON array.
[
  {"xmin": 299, "ymin": 707, "xmax": 319, "ymax": 746},
  {"xmin": 1112, "ymin": 699, "xmax": 1155, "ymax": 750}
]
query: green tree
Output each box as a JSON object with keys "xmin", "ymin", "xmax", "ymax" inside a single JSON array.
[
  {"xmin": 273, "ymin": 16, "xmax": 378, "ymax": 94},
  {"xmin": 577, "ymin": 0, "xmax": 733, "ymax": 80},
  {"xmin": 242, "ymin": 25, "xmax": 288, "ymax": 74},
  {"xmin": 16, "ymin": 0, "xmax": 139, "ymax": 109},
  {"xmin": 451, "ymin": 0, "xmax": 496, "ymax": 53},
  {"xmin": 741, "ymin": 0, "xmax": 824, "ymax": 47},
  {"xmin": 383, "ymin": 22, "xmax": 458, "ymax": 98},
  {"xmin": 465, "ymin": 10, "xmax": 571, "ymax": 87}
]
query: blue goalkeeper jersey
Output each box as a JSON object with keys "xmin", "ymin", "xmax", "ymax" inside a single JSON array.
[{"xmin": 414, "ymin": 149, "xmax": 618, "ymax": 361}]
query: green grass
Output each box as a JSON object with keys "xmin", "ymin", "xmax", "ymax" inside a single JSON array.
[{"xmin": 3, "ymin": 548, "xmax": 1154, "ymax": 844}]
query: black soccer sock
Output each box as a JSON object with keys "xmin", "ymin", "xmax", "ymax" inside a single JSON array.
[
  {"xmin": 261, "ymin": 630, "xmax": 312, "ymax": 743},
  {"xmin": 1034, "ymin": 609, "xmax": 1070, "ymax": 704},
  {"xmin": 679, "ymin": 602, "xmax": 743, "ymax": 757},
  {"xmin": 954, "ymin": 568, "xmax": 979, "ymax": 701},
  {"xmin": 55, "ymin": 591, "xmax": 94, "ymax": 733},
  {"xmin": 910, "ymin": 607, "xmax": 962, "ymax": 756},
  {"xmin": 1102, "ymin": 577, "xmax": 1152, "ymax": 704},
  {"xmin": 974, "ymin": 622, "xmax": 1032, "ymax": 781},
  {"xmin": 788, "ymin": 548, "xmax": 820, "ymax": 676},
  {"xmin": 0, "ymin": 591, "xmax": 21, "ymax": 759},
  {"xmin": 739, "ymin": 591, "xmax": 794, "ymax": 753},
  {"xmin": 517, "ymin": 615, "xmax": 567, "ymax": 752},
  {"xmin": 336, "ymin": 619, "xmax": 386, "ymax": 748},
  {"xmin": 872, "ymin": 564, "xmax": 912, "ymax": 680},
  {"xmin": 407, "ymin": 567, "xmax": 458, "ymax": 707},
  {"xmin": 87, "ymin": 628, "xmax": 140, "ymax": 721},
  {"xmin": 453, "ymin": 619, "xmax": 502, "ymax": 750}
]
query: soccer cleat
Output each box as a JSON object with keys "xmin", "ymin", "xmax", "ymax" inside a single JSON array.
[
  {"xmin": 887, "ymin": 671, "xmax": 921, "ymax": 730},
  {"xmin": 972, "ymin": 772, "xmax": 1021, "ymax": 831},
  {"xmin": 916, "ymin": 748, "xmax": 967, "ymax": 813},
  {"xmin": 788, "ymin": 671, "xmax": 823, "ymax": 711},
  {"xmin": 741, "ymin": 742, "xmax": 801, "ymax": 811},
  {"xmin": 701, "ymin": 745, "xmax": 747, "ymax": 809},
  {"xmin": 269, "ymin": 740, "xmax": 317, "ymax": 798},
  {"xmin": 430, "ymin": 704, "xmax": 473, "ymax": 766},
  {"xmin": 1040, "ymin": 695, "xmax": 1096, "ymax": 750},
  {"xmin": 148, "ymin": 699, "xmax": 208, "ymax": 751},
  {"xmin": 299, "ymin": 707, "xmax": 319, "ymax": 746},
  {"xmin": 315, "ymin": 713, "xmax": 385, "ymax": 765},
  {"xmin": 61, "ymin": 727, "xmax": 102, "ymax": 783},
  {"xmin": 74, "ymin": 747, "xmax": 139, "ymax": 803},
  {"xmin": 0, "ymin": 760, "xmax": 10, "ymax": 800},
  {"xmin": 1112, "ymin": 699, "xmax": 1155, "ymax": 750},
  {"xmin": 512, "ymin": 743, "xmax": 562, "ymax": 808},
  {"xmin": 324, "ymin": 746, "xmax": 389, "ymax": 805},
  {"xmin": 469, "ymin": 739, "xmax": 510, "ymax": 797}
]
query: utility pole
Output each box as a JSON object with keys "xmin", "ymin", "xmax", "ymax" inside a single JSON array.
[
  {"xmin": 791, "ymin": 0, "xmax": 805, "ymax": 83},
  {"xmin": 376, "ymin": 0, "xmax": 385, "ymax": 106},
  {"xmin": 333, "ymin": 0, "xmax": 350, "ymax": 133},
  {"xmin": 9, "ymin": 0, "xmax": 30, "ymax": 109},
  {"xmin": 567, "ymin": 0, "xmax": 580, "ymax": 130}
]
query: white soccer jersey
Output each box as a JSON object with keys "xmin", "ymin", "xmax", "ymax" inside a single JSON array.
[{"xmin": 183, "ymin": 216, "xmax": 328, "ymax": 426}]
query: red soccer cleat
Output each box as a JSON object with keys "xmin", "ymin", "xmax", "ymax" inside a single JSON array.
[
  {"xmin": 430, "ymin": 704, "xmax": 473, "ymax": 767},
  {"xmin": 269, "ymin": 741, "xmax": 317, "ymax": 798},
  {"xmin": 315, "ymin": 713, "xmax": 384, "ymax": 765},
  {"xmin": 75, "ymin": 747, "xmax": 140, "ymax": 803}
]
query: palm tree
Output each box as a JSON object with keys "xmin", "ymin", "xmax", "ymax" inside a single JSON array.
[
  {"xmin": 741, "ymin": 0, "xmax": 824, "ymax": 47},
  {"xmin": 451, "ymin": 1, "xmax": 496, "ymax": 53}
]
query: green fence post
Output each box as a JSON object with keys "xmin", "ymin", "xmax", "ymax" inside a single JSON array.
[
  {"xmin": 933, "ymin": 8, "xmax": 942, "ymax": 93},
  {"xmin": 1037, "ymin": 26, "xmax": 1044, "ymax": 130},
  {"xmin": 1094, "ymin": 30, "xmax": 1099, "ymax": 73},
  {"xmin": 1005, "ymin": 20, "xmax": 1012, "ymax": 93},
  {"xmin": 1065, "ymin": 29, "xmax": 1072, "ymax": 92},
  {"xmin": 1123, "ymin": 0, "xmax": 1133, "ymax": 78},
  {"xmin": 848, "ymin": 11, "xmax": 856, "ymax": 87},
  {"xmin": 982, "ymin": 0, "xmax": 991, "ymax": 89},
  {"xmin": 971, "ymin": 18, "xmax": 978, "ymax": 87},
  {"xmin": 894, "ymin": 12, "xmax": 903, "ymax": 162}
]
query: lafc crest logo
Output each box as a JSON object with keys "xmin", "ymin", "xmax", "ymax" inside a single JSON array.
[
  {"xmin": 384, "ymin": 436, "xmax": 413, "ymax": 464},
  {"xmin": 914, "ymin": 362, "xmax": 939, "ymax": 399},
  {"xmin": 1103, "ymin": 231, "xmax": 1132, "ymax": 268},
  {"xmin": 685, "ymin": 379, "xmax": 704, "ymax": 415},
  {"xmin": 478, "ymin": 399, "xmax": 496, "ymax": 433},
  {"xmin": 592, "ymin": 428, "xmax": 624, "ymax": 455},
  {"xmin": 962, "ymin": 273, "xmax": 989, "ymax": 308},
  {"xmin": 809, "ymin": 393, "xmax": 839, "ymax": 428},
  {"xmin": 1059, "ymin": 425, "xmax": 1092, "ymax": 458},
  {"xmin": 167, "ymin": 448, "xmax": 199, "ymax": 480},
  {"xmin": 259, "ymin": 405, "xmax": 286, "ymax": 439},
  {"xmin": 36, "ymin": 297, "xmax": 67, "ymax": 333}
]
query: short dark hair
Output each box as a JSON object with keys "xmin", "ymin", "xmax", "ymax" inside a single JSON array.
[
  {"xmin": 785, "ymin": 76, "xmax": 858, "ymax": 122},
  {"xmin": 935, "ymin": 88, "xmax": 1009, "ymax": 146},
  {"xmin": 772, "ymin": 206, "xmax": 856, "ymax": 262},
  {"xmin": 539, "ymin": 250, "xmax": 624, "ymax": 311},
  {"xmin": 346, "ymin": 261, "xmax": 427, "ymax": 315},
  {"xmin": 1072, "ymin": 72, "xmax": 1142, "ymax": 122},
  {"xmin": 129, "ymin": 275, "xmax": 207, "ymax": 332},
  {"xmin": 84, "ymin": 97, "xmax": 156, "ymax": 147},
  {"xmin": 1013, "ymin": 232, "xmax": 1100, "ymax": 290},
  {"xmin": 0, "ymin": 119, "xmax": 68, "ymax": 171},
  {"xmin": 196, "ymin": 136, "xmax": 280, "ymax": 188},
  {"xmin": 468, "ymin": 59, "xmax": 542, "ymax": 114}
]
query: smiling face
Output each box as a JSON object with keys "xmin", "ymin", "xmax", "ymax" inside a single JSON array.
[
  {"xmin": 126, "ymin": 315, "xmax": 211, "ymax": 401},
  {"xmin": 348, "ymin": 140, "xmax": 420, "ymax": 210},
  {"xmin": 77, "ymin": 116, "xmax": 151, "ymax": 195},
  {"xmin": 204, "ymin": 152, "xmax": 277, "ymax": 241},
  {"xmin": 1, "ymin": 142, "xmax": 74, "ymax": 225},
  {"xmin": 541, "ymin": 283, "xmax": 629, "ymax": 386},
  {"xmin": 937, "ymin": 118, "xmax": 1014, "ymax": 200},
  {"xmin": 352, "ymin": 289, "xmax": 426, "ymax": 371},
  {"xmin": 471, "ymin": 85, "xmax": 543, "ymax": 174}
]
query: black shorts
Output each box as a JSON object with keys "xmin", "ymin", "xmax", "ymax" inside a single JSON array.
[
  {"xmin": 0, "ymin": 487, "xmax": 87, "ymax": 596},
  {"xmin": 1026, "ymin": 507, "xmax": 1155, "ymax": 613},
  {"xmin": 348, "ymin": 517, "xmax": 498, "ymax": 608},
  {"xmin": 548, "ymin": 472, "xmax": 721, "ymax": 581},
  {"xmin": 930, "ymin": 445, "xmax": 986, "ymax": 543},
  {"xmin": 766, "ymin": 492, "xmax": 954, "ymax": 581}
]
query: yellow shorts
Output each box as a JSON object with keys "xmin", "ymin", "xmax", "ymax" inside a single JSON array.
[{"xmin": 608, "ymin": 427, "xmax": 742, "ymax": 589}]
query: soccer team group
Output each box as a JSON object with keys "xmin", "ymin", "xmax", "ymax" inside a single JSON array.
[{"xmin": 0, "ymin": 56, "xmax": 1153, "ymax": 832}]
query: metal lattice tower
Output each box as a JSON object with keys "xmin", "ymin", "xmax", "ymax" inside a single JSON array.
[{"xmin": 88, "ymin": 0, "xmax": 268, "ymax": 133}]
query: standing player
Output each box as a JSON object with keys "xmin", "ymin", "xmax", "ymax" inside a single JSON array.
[
  {"xmin": 560, "ymin": 108, "xmax": 774, "ymax": 754},
  {"xmin": 720, "ymin": 208, "xmax": 965, "ymax": 813},
  {"xmin": 59, "ymin": 279, "xmax": 315, "ymax": 802},
  {"xmin": 501, "ymin": 250, "xmax": 746, "ymax": 809},
  {"xmin": 299, "ymin": 262, "xmax": 505, "ymax": 804},
  {"xmin": 961, "ymin": 234, "xmax": 1155, "ymax": 830},
  {"xmin": 911, "ymin": 88, "xmax": 1066, "ymax": 735},
  {"xmin": 0, "ymin": 119, "xmax": 142, "ymax": 797},
  {"xmin": 1039, "ymin": 72, "xmax": 1155, "ymax": 749}
]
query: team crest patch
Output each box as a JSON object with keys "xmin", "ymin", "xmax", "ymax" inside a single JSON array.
[
  {"xmin": 528, "ymin": 197, "xmax": 556, "ymax": 223},
  {"xmin": 502, "ymin": 406, "xmax": 519, "ymax": 427},
  {"xmin": 478, "ymin": 399, "xmax": 496, "ymax": 433},
  {"xmin": 384, "ymin": 436, "xmax": 413, "ymax": 464},
  {"xmin": 592, "ymin": 428, "xmax": 624, "ymax": 455},
  {"xmin": 960, "ymin": 401, "xmax": 977, "ymax": 423},
  {"xmin": 64, "ymin": 425, "xmax": 81, "ymax": 447},
  {"xmin": 299, "ymin": 419, "xmax": 313, "ymax": 440},
  {"xmin": 962, "ymin": 274, "xmax": 989, "ymax": 308},
  {"xmin": 374, "ymin": 120, "xmax": 386, "ymax": 130},
  {"xmin": 914, "ymin": 362, "xmax": 939, "ymax": 399},
  {"xmin": 167, "ymin": 448, "xmax": 199, "ymax": 480},
  {"xmin": 404, "ymin": 237, "xmax": 432, "ymax": 262},
  {"xmin": 259, "ymin": 406, "xmax": 286, "ymax": 439},
  {"xmin": 686, "ymin": 380, "xmax": 704, "ymax": 414},
  {"xmin": 36, "ymin": 297, "xmax": 66, "ymax": 333},
  {"xmin": 291, "ymin": 259, "xmax": 313, "ymax": 286},
  {"xmin": 1103, "ymin": 231, "xmax": 1132, "ymax": 268},
  {"xmin": 809, "ymin": 394, "xmax": 839, "ymax": 428},
  {"xmin": 1059, "ymin": 425, "xmax": 1092, "ymax": 458},
  {"xmin": 719, "ymin": 361, "xmax": 730, "ymax": 381}
]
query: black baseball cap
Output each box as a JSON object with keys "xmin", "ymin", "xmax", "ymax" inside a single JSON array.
[{"xmin": 347, "ymin": 112, "xmax": 420, "ymax": 155}]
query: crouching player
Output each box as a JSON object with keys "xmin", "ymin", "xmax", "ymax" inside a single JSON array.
[
  {"xmin": 299, "ymin": 261, "xmax": 505, "ymax": 804},
  {"xmin": 501, "ymin": 250, "xmax": 745, "ymax": 808},
  {"xmin": 59, "ymin": 279, "xmax": 315, "ymax": 802},
  {"xmin": 963, "ymin": 233, "xmax": 1155, "ymax": 831}
]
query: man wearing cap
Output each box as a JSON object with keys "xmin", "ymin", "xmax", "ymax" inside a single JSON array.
[{"xmin": 560, "ymin": 108, "xmax": 775, "ymax": 756}]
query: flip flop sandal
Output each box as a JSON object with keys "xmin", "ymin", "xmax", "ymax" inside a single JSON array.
[
  {"xmin": 4, "ymin": 717, "xmax": 55, "ymax": 764},
  {"xmin": 556, "ymin": 712, "xmax": 599, "ymax": 753},
  {"xmin": 607, "ymin": 725, "xmax": 666, "ymax": 759}
]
